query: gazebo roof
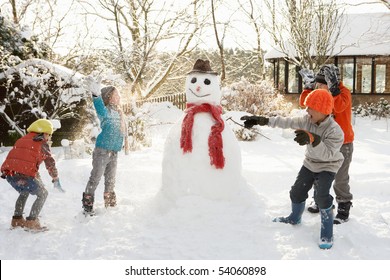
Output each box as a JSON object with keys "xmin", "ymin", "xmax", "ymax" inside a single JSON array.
[{"xmin": 265, "ymin": 12, "xmax": 390, "ymax": 59}]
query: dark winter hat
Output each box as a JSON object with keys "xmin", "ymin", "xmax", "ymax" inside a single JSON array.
[
  {"xmin": 304, "ymin": 89, "xmax": 334, "ymax": 115},
  {"xmin": 188, "ymin": 59, "xmax": 218, "ymax": 75},
  {"xmin": 101, "ymin": 86, "xmax": 116, "ymax": 106},
  {"xmin": 315, "ymin": 64, "xmax": 340, "ymax": 84},
  {"xmin": 315, "ymin": 71, "xmax": 327, "ymax": 85}
]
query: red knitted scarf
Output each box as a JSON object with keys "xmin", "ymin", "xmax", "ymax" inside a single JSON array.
[{"xmin": 180, "ymin": 103, "xmax": 225, "ymax": 169}]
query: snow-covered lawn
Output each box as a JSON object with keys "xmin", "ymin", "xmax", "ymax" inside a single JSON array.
[{"xmin": 1, "ymin": 104, "xmax": 389, "ymax": 278}]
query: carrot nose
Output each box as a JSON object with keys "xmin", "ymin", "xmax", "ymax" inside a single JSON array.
[{"xmin": 196, "ymin": 86, "xmax": 201, "ymax": 92}]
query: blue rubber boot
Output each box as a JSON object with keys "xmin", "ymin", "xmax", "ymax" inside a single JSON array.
[
  {"xmin": 319, "ymin": 206, "xmax": 334, "ymax": 249},
  {"xmin": 273, "ymin": 202, "xmax": 305, "ymax": 225}
]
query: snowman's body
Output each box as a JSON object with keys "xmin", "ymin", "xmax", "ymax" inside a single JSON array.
[{"xmin": 161, "ymin": 61, "xmax": 246, "ymax": 201}]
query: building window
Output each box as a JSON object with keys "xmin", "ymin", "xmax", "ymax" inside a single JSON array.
[
  {"xmin": 376, "ymin": 64, "xmax": 386, "ymax": 93},
  {"xmin": 356, "ymin": 57, "xmax": 372, "ymax": 94},
  {"xmin": 278, "ymin": 61, "xmax": 286, "ymax": 93},
  {"xmin": 375, "ymin": 57, "xmax": 390, "ymax": 94},
  {"xmin": 288, "ymin": 63, "xmax": 298, "ymax": 93},
  {"xmin": 338, "ymin": 57, "xmax": 354, "ymax": 92}
]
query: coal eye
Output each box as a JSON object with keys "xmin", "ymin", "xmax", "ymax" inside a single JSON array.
[
  {"xmin": 191, "ymin": 77, "xmax": 197, "ymax": 83},
  {"xmin": 204, "ymin": 79, "xmax": 211, "ymax": 85}
]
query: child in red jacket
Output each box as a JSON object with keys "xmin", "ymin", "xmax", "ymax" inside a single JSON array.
[
  {"xmin": 299, "ymin": 64, "xmax": 354, "ymax": 224},
  {"xmin": 1, "ymin": 119, "xmax": 62, "ymax": 231}
]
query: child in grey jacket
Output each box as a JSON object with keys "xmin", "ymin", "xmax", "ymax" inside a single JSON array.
[{"xmin": 241, "ymin": 89, "xmax": 344, "ymax": 249}]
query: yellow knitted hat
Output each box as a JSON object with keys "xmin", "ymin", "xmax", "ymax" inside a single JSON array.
[{"xmin": 27, "ymin": 119, "xmax": 54, "ymax": 135}]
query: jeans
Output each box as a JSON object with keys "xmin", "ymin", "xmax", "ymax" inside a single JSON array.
[
  {"xmin": 290, "ymin": 166, "xmax": 335, "ymax": 209},
  {"xmin": 7, "ymin": 174, "xmax": 48, "ymax": 219},
  {"xmin": 85, "ymin": 147, "xmax": 118, "ymax": 195}
]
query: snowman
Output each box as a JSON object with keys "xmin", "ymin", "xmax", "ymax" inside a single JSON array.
[{"xmin": 160, "ymin": 59, "xmax": 247, "ymax": 201}]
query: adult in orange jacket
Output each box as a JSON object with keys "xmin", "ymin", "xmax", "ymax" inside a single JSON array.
[
  {"xmin": 1, "ymin": 119, "xmax": 62, "ymax": 231},
  {"xmin": 299, "ymin": 64, "xmax": 354, "ymax": 224}
]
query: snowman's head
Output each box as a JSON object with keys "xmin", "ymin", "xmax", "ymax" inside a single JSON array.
[{"xmin": 185, "ymin": 59, "xmax": 221, "ymax": 105}]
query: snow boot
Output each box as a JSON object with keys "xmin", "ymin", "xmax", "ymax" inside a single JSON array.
[
  {"xmin": 308, "ymin": 201, "xmax": 335, "ymax": 213},
  {"xmin": 334, "ymin": 201, "xmax": 352, "ymax": 224},
  {"xmin": 273, "ymin": 201, "xmax": 305, "ymax": 225},
  {"xmin": 104, "ymin": 191, "xmax": 117, "ymax": 208},
  {"xmin": 319, "ymin": 206, "xmax": 334, "ymax": 249},
  {"xmin": 82, "ymin": 192, "xmax": 94, "ymax": 215},
  {"xmin": 11, "ymin": 215, "xmax": 26, "ymax": 228},
  {"xmin": 25, "ymin": 217, "xmax": 47, "ymax": 231},
  {"xmin": 307, "ymin": 201, "xmax": 319, "ymax": 213}
]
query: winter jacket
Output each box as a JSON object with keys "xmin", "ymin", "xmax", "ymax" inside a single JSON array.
[
  {"xmin": 299, "ymin": 82, "xmax": 354, "ymax": 144},
  {"xmin": 268, "ymin": 114, "xmax": 344, "ymax": 173},
  {"xmin": 93, "ymin": 96, "xmax": 124, "ymax": 152},
  {"xmin": 1, "ymin": 132, "xmax": 58, "ymax": 178}
]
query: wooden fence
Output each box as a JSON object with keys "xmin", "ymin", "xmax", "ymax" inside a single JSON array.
[{"xmin": 126, "ymin": 92, "xmax": 187, "ymax": 113}]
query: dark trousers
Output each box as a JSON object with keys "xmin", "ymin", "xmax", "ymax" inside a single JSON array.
[
  {"xmin": 290, "ymin": 166, "xmax": 335, "ymax": 209},
  {"xmin": 334, "ymin": 143, "xmax": 353, "ymax": 203}
]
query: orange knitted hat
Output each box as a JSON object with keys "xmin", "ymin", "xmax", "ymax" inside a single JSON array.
[{"xmin": 304, "ymin": 89, "xmax": 334, "ymax": 115}]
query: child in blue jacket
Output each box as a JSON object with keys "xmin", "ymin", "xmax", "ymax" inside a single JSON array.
[{"xmin": 82, "ymin": 76, "xmax": 128, "ymax": 215}]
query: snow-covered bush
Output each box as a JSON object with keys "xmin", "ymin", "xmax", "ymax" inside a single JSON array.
[
  {"xmin": 0, "ymin": 15, "xmax": 49, "ymax": 67},
  {"xmin": 124, "ymin": 100, "xmax": 152, "ymax": 151},
  {"xmin": 230, "ymin": 125, "xmax": 262, "ymax": 142},
  {"xmin": 221, "ymin": 77, "xmax": 293, "ymax": 117},
  {"xmin": 0, "ymin": 59, "xmax": 89, "ymax": 145},
  {"xmin": 354, "ymin": 98, "xmax": 390, "ymax": 120},
  {"xmin": 221, "ymin": 78, "xmax": 293, "ymax": 141}
]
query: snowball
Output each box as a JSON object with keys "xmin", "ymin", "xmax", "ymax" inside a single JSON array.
[
  {"xmin": 61, "ymin": 139, "xmax": 70, "ymax": 147},
  {"xmin": 50, "ymin": 119, "xmax": 61, "ymax": 129}
]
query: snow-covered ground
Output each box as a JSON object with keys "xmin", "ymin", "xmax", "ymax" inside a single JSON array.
[{"xmin": 1, "ymin": 103, "xmax": 390, "ymax": 278}]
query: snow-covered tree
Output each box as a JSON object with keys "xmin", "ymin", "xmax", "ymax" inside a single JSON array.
[
  {"xmin": 0, "ymin": 13, "xmax": 50, "ymax": 65},
  {"xmin": 0, "ymin": 59, "xmax": 88, "ymax": 139}
]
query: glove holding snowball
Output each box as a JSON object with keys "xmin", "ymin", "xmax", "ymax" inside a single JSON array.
[
  {"xmin": 83, "ymin": 76, "xmax": 102, "ymax": 97},
  {"xmin": 294, "ymin": 129, "xmax": 321, "ymax": 147},
  {"xmin": 323, "ymin": 65, "xmax": 341, "ymax": 96},
  {"xmin": 299, "ymin": 68, "xmax": 316, "ymax": 90}
]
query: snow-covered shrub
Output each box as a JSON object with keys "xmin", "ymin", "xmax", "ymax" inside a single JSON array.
[
  {"xmin": 125, "ymin": 101, "xmax": 152, "ymax": 151},
  {"xmin": 0, "ymin": 15, "xmax": 49, "ymax": 67},
  {"xmin": 354, "ymin": 98, "xmax": 390, "ymax": 120},
  {"xmin": 221, "ymin": 78, "xmax": 292, "ymax": 141},
  {"xmin": 221, "ymin": 77, "xmax": 293, "ymax": 117},
  {"xmin": 0, "ymin": 59, "xmax": 89, "ymax": 145},
  {"xmin": 230, "ymin": 125, "xmax": 261, "ymax": 142}
]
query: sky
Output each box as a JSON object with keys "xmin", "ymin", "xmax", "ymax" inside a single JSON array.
[
  {"xmin": 1, "ymin": 102, "xmax": 390, "ymax": 279},
  {"xmin": 1, "ymin": 0, "xmax": 388, "ymax": 55}
]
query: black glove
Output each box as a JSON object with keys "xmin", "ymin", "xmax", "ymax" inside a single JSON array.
[
  {"xmin": 240, "ymin": 115, "xmax": 269, "ymax": 128},
  {"xmin": 323, "ymin": 65, "xmax": 340, "ymax": 96},
  {"xmin": 294, "ymin": 129, "xmax": 321, "ymax": 147},
  {"xmin": 299, "ymin": 68, "xmax": 316, "ymax": 90}
]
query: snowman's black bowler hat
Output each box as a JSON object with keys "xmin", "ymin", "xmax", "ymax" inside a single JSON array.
[{"xmin": 188, "ymin": 59, "xmax": 218, "ymax": 75}]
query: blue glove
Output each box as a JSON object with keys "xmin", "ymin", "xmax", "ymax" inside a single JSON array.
[{"xmin": 53, "ymin": 178, "xmax": 65, "ymax": 193}]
